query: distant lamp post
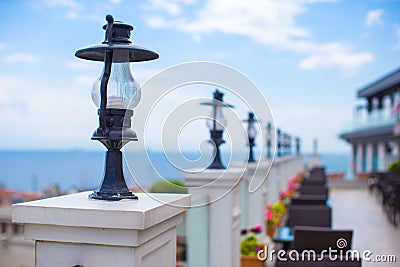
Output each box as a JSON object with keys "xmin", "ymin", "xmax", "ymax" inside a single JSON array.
[
  {"xmin": 266, "ymin": 122, "xmax": 272, "ymax": 158},
  {"xmin": 277, "ymin": 128, "xmax": 281, "ymax": 157},
  {"xmin": 201, "ymin": 89, "xmax": 233, "ymax": 169},
  {"xmin": 282, "ymin": 132, "xmax": 288, "ymax": 156},
  {"xmin": 313, "ymin": 139, "xmax": 318, "ymax": 155},
  {"xmin": 243, "ymin": 112, "xmax": 258, "ymax": 162},
  {"xmin": 295, "ymin": 137, "xmax": 301, "ymax": 155},
  {"xmin": 287, "ymin": 134, "xmax": 292, "ymax": 155},
  {"xmin": 75, "ymin": 15, "xmax": 159, "ymax": 201}
]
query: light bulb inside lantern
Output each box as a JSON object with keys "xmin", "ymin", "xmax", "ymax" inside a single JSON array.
[
  {"xmin": 206, "ymin": 105, "xmax": 226, "ymax": 131},
  {"xmin": 248, "ymin": 122, "xmax": 258, "ymax": 139},
  {"xmin": 91, "ymin": 49, "xmax": 141, "ymax": 110}
]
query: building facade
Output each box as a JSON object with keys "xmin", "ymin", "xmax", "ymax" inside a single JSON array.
[{"xmin": 340, "ymin": 67, "xmax": 400, "ymax": 177}]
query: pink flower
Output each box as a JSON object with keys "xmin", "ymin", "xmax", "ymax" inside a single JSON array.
[
  {"xmin": 288, "ymin": 182, "xmax": 296, "ymax": 190},
  {"xmin": 253, "ymin": 224, "xmax": 262, "ymax": 232},
  {"xmin": 255, "ymin": 246, "xmax": 261, "ymax": 252},
  {"xmin": 279, "ymin": 191, "xmax": 288, "ymax": 200},
  {"xmin": 266, "ymin": 209, "xmax": 273, "ymax": 221}
]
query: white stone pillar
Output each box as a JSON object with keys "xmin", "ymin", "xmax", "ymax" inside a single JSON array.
[
  {"xmin": 183, "ymin": 168, "xmax": 244, "ymax": 267},
  {"xmin": 232, "ymin": 161, "xmax": 270, "ymax": 230},
  {"xmin": 348, "ymin": 144, "xmax": 355, "ymax": 180},
  {"xmin": 356, "ymin": 143, "xmax": 363, "ymax": 173},
  {"xmin": 393, "ymin": 141, "xmax": 400, "ymax": 158},
  {"xmin": 267, "ymin": 159, "xmax": 280, "ymax": 203},
  {"xmin": 12, "ymin": 192, "xmax": 190, "ymax": 267},
  {"xmin": 292, "ymin": 155, "xmax": 303, "ymax": 175},
  {"xmin": 366, "ymin": 142, "xmax": 374, "ymax": 172},
  {"xmin": 378, "ymin": 141, "xmax": 386, "ymax": 171},
  {"xmin": 245, "ymin": 162, "xmax": 269, "ymax": 229}
]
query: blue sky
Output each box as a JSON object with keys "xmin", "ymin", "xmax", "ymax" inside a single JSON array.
[{"xmin": 0, "ymin": 0, "xmax": 399, "ymax": 153}]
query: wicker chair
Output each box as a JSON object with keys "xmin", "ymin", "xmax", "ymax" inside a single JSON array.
[
  {"xmin": 291, "ymin": 195, "xmax": 327, "ymax": 205},
  {"xmin": 287, "ymin": 205, "xmax": 332, "ymax": 228},
  {"xmin": 292, "ymin": 226, "xmax": 353, "ymax": 253}
]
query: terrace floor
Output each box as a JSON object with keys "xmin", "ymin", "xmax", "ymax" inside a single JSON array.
[
  {"xmin": 1, "ymin": 183, "xmax": 400, "ymax": 267},
  {"xmin": 330, "ymin": 182, "xmax": 400, "ymax": 266}
]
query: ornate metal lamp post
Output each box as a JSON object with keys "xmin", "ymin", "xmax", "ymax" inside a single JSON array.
[
  {"xmin": 201, "ymin": 89, "xmax": 233, "ymax": 169},
  {"xmin": 295, "ymin": 137, "xmax": 301, "ymax": 155},
  {"xmin": 75, "ymin": 15, "xmax": 159, "ymax": 200},
  {"xmin": 266, "ymin": 122, "xmax": 272, "ymax": 159},
  {"xmin": 277, "ymin": 128, "xmax": 282, "ymax": 157},
  {"xmin": 243, "ymin": 112, "xmax": 258, "ymax": 162}
]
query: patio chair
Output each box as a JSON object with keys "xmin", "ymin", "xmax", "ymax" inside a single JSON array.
[
  {"xmin": 291, "ymin": 195, "xmax": 327, "ymax": 205},
  {"xmin": 287, "ymin": 205, "xmax": 332, "ymax": 228},
  {"xmin": 292, "ymin": 226, "xmax": 353, "ymax": 254},
  {"xmin": 300, "ymin": 184, "xmax": 329, "ymax": 196},
  {"xmin": 275, "ymin": 256, "xmax": 361, "ymax": 266},
  {"xmin": 301, "ymin": 179, "xmax": 326, "ymax": 187}
]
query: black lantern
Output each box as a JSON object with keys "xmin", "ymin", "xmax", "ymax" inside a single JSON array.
[
  {"xmin": 266, "ymin": 122, "xmax": 272, "ymax": 159},
  {"xmin": 75, "ymin": 15, "xmax": 159, "ymax": 201},
  {"xmin": 276, "ymin": 128, "xmax": 282, "ymax": 157},
  {"xmin": 283, "ymin": 133, "xmax": 288, "ymax": 156},
  {"xmin": 201, "ymin": 89, "xmax": 233, "ymax": 169},
  {"xmin": 243, "ymin": 112, "xmax": 258, "ymax": 162},
  {"xmin": 295, "ymin": 137, "xmax": 301, "ymax": 155},
  {"xmin": 287, "ymin": 134, "xmax": 292, "ymax": 155}
]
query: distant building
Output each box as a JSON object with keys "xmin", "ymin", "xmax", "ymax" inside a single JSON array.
[
  {"xmin": 340, "ymin": 67, "xmax": 400, "ymax": 177},
  {"xmin": 0, "ymin": 187, "xmax": 40, "ymax": 237},
  {"xmin": 0, "ymin": 187, "xmax": 40, "ymax": 207}
]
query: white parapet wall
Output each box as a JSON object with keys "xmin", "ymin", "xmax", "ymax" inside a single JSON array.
[
  {"xmin": 182, "ymin": 155, "xmax": 305, "ymax": 267},
  {"xmin": 183, "ymin": 168, "xmax": 244, "ymax": 267},
  {"xmin": 12, "ymin": 192, "xmax": 190, "ymax": 267},
  {"xmin": 264, "ymin": 155, "xmax": 305, "ymax": 204}
]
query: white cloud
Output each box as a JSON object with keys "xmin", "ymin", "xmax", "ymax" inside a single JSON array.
[
  {"xmin": 299, "ymin": 43, "xmax": 374, "ymax": 70},
  {"xmin": 365, "ymin": 9, "xmax": 384, "ymax": 27},
  {"xmin": 143, "ymin": 0, "xmax": 196, "ymax": 16},
  {"xmin": 0, "ymin": 76, "xmax": 26, "ymax": 102},
  {"xmin": 3, "ymin": 53, "xmax": 40, "ymax": 64},
  {"xmin": 142, "ymin": 0, "xmax": 373, "ymax": 70},
  {"xmin": 74, "ymin": 75, "xmax": 94, "ymax": 87},
  {"xmin": 67, "ymin": 11, "xmax": 78, "ymax": 19},
  {"xmin": 109, "ymin": 0, "xmax": 122, "ymax": 3},
  {"xmin": 0, "ymin": 75, "xmax": 97, "ymax": 149}
]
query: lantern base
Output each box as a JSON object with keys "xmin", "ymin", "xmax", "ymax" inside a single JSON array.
[
  {"xmin": 208, "ymin": 130, "xmax": 225, "ymax": 169},
  {"xmin": 90, "ymin": 109, "xmax": 138, "ymax": 201},
  {"xmin": 248, "ymin": 137, "xmax": 255, "ymax": 163},
  {"xmin": 88, "ymin": 191, "xmax": 138, "ymax": 201},
  {"xmin": 92, "ymin": 108, "xmax": 138, "ymax": 142},
  {"xmin": 90, "ymin": 149, "xmax": 138, "ymax": 201}
]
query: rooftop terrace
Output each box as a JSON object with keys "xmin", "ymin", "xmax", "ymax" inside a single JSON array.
[{"xmin": 2, "ymin": 181, "xmax": 399, "ymax": 266}]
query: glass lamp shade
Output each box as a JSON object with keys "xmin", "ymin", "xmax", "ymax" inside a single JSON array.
[
  {"xmin": 91, "ymin": 49, "xmax": 141, "ymax": 110},
  {"xmin": 247, "ymin": 122, "xmax": 258, "ymax": 139},
  {"xmin": 206, "ymin": 105, "xmax": 227, "ymax": 131}
]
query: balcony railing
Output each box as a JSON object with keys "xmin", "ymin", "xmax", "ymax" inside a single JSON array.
[{"xmin": 341, "ymin": 108, "xmax": 395, "ymax": 134}]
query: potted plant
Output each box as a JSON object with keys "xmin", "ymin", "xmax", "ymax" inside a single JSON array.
[
  {"xmin": 240, "ymin": 233, "xmax": 265, "ymax": 267},
  {"xmin": 265, "ymin": 204, "xmax": 277, "ymax": 237},
  {"xmin": 265, "ymin": 200, "xmax": 286, "ymax": 237}
]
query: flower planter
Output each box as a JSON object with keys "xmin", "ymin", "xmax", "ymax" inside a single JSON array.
[
  {"xmin": 266, "ymin": 224, "xmax": 276, "ymax": 237},
  {"xmin": 241, "ymin": 255, "xmax": 264, "ymax": 267}
]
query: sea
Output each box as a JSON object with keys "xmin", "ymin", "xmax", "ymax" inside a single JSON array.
[{"xmin": 0, "ymin": 150, "xmax": 349, "ymax": 192}]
